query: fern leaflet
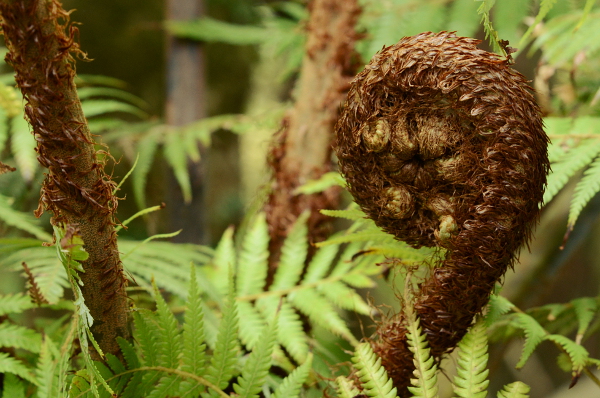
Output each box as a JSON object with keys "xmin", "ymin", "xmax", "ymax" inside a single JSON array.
[
  {"xmin": 335, "ymin": 376, "xmax": 361, "ymax": 398},
  {"xmin": 0, "ymin": 352, "xmax": 37, "ymax": 385},
  {"xmin": 0, "ymin": 293, "xmax": 34, "ymax": 316},
  {"xmin": 545, "ymin": 334, "xmax": 589, "ymax": 376},
  {"xmin": 519, "ymin": 0, "xmax": 558, "ymax": 47},
  {"xmin": 232, "ymin": 317, "xmax": 278, "ymax": 398},
  {"xmin": 351, "ymin": 342, "xmax": 397, "ymax": 398},
  {"xmin": 452, "ymin": 319, "xmax": 489, "ymax": 398},
  {"xmin": 567, "ymin": 154, "xmax": 600, "ymax": 230},
  {"xmin": 179, "ymin": 266, "xmax": 207, "ymax": 396},
  {"xmin": 132, "ymin": 129, "xmax": 160, "ymax": 209},
  {"xmin": 237, "ymin": 213, "xmax": 269, "ymax": 296},
  {"xmin": 0, "ymin": 323, "xmax": 42, "ymax": 353},
  {"xmin": 496, "ymin": 381, "xmax": 530, "ymax": 398},
  {"xmin": 571, "ymin": 297, "xmax": 598, "ymax": 343},
  {"xmin": 512, "ymin": 313, "xmax": 546, "ymax": 369},
  {"xmin": 1, "ymin": 373, "xmax": 26, "ymax": 398},
  {"xmin": 406, "ymin": 309, "xmax": 439, "ymax": 398},
  {"xmin": 272, "ymin": 353, "xmax": 313, "ymax": 398},
  {"xmin": 203, "ymin": 278, "xmax": 240, "ymax": 397},
  {"xmin": 270, "ymin": 211, "xmax": 309, "ymax": 290},
  {"xmin": 544, "ymin": 139, "xmax": 600, "ymax": 204}
]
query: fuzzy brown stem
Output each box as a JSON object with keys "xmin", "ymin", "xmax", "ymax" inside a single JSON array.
[
  {"xmin": 265, "ymin": 0, "xmax": 360, "ymax": 276},
  {"xmin": 0, "ymin": 0, "xmax": 129, "ymax": 357}
]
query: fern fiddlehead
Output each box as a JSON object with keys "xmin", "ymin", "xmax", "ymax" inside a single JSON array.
[{"xmin": 335, "ymin": 32, "xmax": 549, "ymax": 396}]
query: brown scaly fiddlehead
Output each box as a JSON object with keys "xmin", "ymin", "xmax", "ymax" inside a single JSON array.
[
  {"xmin": 335, "ymin": 32, "xmax": 549, "ymax": 396},
  {"xmin": 0, "ymin": 0, "xmax": 129, "ymax": 357}
]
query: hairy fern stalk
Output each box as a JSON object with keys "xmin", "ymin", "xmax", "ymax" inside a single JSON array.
[{"xmin": 335, "ymin": 31, "xmax": 549, "ymax": 396}]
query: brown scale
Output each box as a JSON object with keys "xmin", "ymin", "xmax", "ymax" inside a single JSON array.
[{"xmin": 334, "ymin": 32, "xmax": 549, "ymax": 396}]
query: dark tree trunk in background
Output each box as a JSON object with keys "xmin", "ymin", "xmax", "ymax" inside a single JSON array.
[
  {"xmin": 264, "ymin": 0, "xmax": 361, "ymax": 278},
  {"xmin": 165, "ymin": 0, "xmax": 208, "ymax": 244}
]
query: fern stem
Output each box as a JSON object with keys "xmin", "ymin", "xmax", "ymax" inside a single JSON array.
[{"xmin": 0, "ymin": 0, "xmax": 129, "ymax": 357}]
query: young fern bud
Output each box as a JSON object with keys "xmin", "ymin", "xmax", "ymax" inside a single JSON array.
[{"xmin": 335, "ymin": 32, "xmax": 549, "ymax": 396}]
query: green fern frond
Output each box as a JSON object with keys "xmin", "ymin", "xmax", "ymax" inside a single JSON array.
[
  {"xmin": 571, "ymin": 297, "xmax": 598, "ymax": 342},
  {"xmin": 302, "ymin": 243, "xmax": 340, "ymax": 284},
  {"xmin": 258, "ymin": 298, "xmax": 308, "ymax": 363},
  {"xmin": 35, "ymin": 336, "xmax": 59, "ymax": 398},
  {"xmin": 513, "ymin": 313, "xmax": 547, "ymax": 369},
  {"xmin": 81, "ymin": 99, "xmax": 148, "ymax": 119},
  {"xmin": 496, "ymin": 381, "xmax": 530, "ymax": 398},
  {"xmin": 120, "ymin": 240, "xmax": 212, "ymax": 300},
  {"xmin": 318, "ymin": 280, "xmax": 371, "ymax": 315},
  {"xmin": 1, "ymin": 373, "xmax": 25, "ymax": 398},
  {"xmin": 320, "ymin": 207, "xmax": 367, "ymax": 222},
  {"xmin": 0, "ymin": 293, "xmax": 34, "ymax": 316},
  {"xmin": 270, "ymin": 212, "xmax": 309, "ymax": 290},
  {"xmin": 179, "ymin": 266, "xmax": 207, "ymax": 396},
  {"xmin": 166, "ymin": 17, "xmax": 267, "ymax": 45},
  {"xmin": 452, "ymin": 319, "xmax": 489, "ymax": 398},
  {"xmin": 0, "ymin": 352, "xmax": 37, "ymax": 385},
  {"xmin": 237, "ymin": 213, "xmax": 269, "ymax": 296},
  {"xmin": 406, "ymin": 309, "xmax": 439, "ymax": 398},
  {"xmin": 545, "ymin": 334, "xmax": 589, "ymax": 376},
  {"xmin": 163, "ymin": 132, "xmax": 192, "ymax": 203},
  {"xmin": 519, "ymin": 0, "xmax": 558, "ymax": 47},
  {"xmin": 10, "ymin": 114, "xmax": 37, "ymax": 183},
  {"xmin": 485, "ymin": 294, "xmax": 515, "ymax": 327},
  {"xmin": 289, "ymin": 288, "xmax": 357, "ymax": 345},
  {"xmin": 575, "ymin": 0, "xmax": 598, "ymax": 30},
  {"xmin": 335, "ymin": 375, "xmax": 361, "ymax": 398},
  {"xmin": 134, "ymin": 310, "xmax": 162, "ymax": 397},
  {"xmin": 236, "ymin": 300, "xmax": 266, "ymax": 349},
  {"xmin": 272, "ymin": 353, "xmax": 313, "ymax": 398},
  {"xmin": 544, "ymin": 139, "xmax": 600, "ymax": 204},
  {"xmin": 208, "ymin": 226, "xmax": 235, "ymax": 295},
  {"xmin": 567, "ymin": 154, "xmax": 600, "ymax": 230},
  {"xmin": 294, "ymin": 172, "xmax": 345, "ymax": 195},
  {"xmin": 152, "ymin": 281, "xmax": 182, "ymax": 369},
  {"xmin": 0, "ymin": 323, "xmax": 42, "ymax": 353},
  {"xmin": 77, "ymin": 86, "xmax": 148, "ymax": 109},
  {"xmin": 204, "ymin": 280, "xmax": 240, "ymax": 395},
  {"xmin": 147, "ymin": 281, "xmax": 183, "ymax": 398},
  {"xmin": 232, "ymin": 317, "xmax": 278, "ymax": 398},
  {"xmin": 351, "ymin": 342, "xmax": 397, "ymax": 398},
  {"xmin": 132, "ymin": 129, "xmax": 161, "ymax": 209},
  {"xmin": 0, "ymin": 195, "xmax": 52, "ymax": 240},
  {"xmin": 476, "ymin": 0, "xmax": 507, "ymax": 55},
  {"xmin": 119, "ymin": 338, "xmax": 145, "ymax": 398}
]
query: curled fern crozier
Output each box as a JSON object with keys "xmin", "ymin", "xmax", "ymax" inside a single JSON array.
[{"xmin": 335, "ymin": 31, "xmax": 549, "ymax": 395}]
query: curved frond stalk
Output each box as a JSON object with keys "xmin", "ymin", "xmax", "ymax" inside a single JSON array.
[
  {"xmin": 232, "ymin": 317, "xmax": 278, "ymax": 398},
  {"xmin": 336, "ymin": 32, "xmax": 549, "ymax": 396},
  {"xmin": 452, "ymin": 319, "xmax": 489, "ymax": 398},
  {"xmin": 496, "ymin": 381, "xmax": 530, "ymax": 398},
  {"xmin": 352, "ymin": 342, "xmax": 398, "ymax": 398},
  {"xmin": 405, "ymin": 308, "xmax": 439, "ymax": 398}
]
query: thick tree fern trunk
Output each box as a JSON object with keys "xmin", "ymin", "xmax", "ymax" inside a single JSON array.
[
  {"xmin": 265, "ymin": 0, "xmax": 360, "ymax": 277},
  {"xmin": 0, "ymin": 0, "xmax": 129, "ymax": 357}
]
